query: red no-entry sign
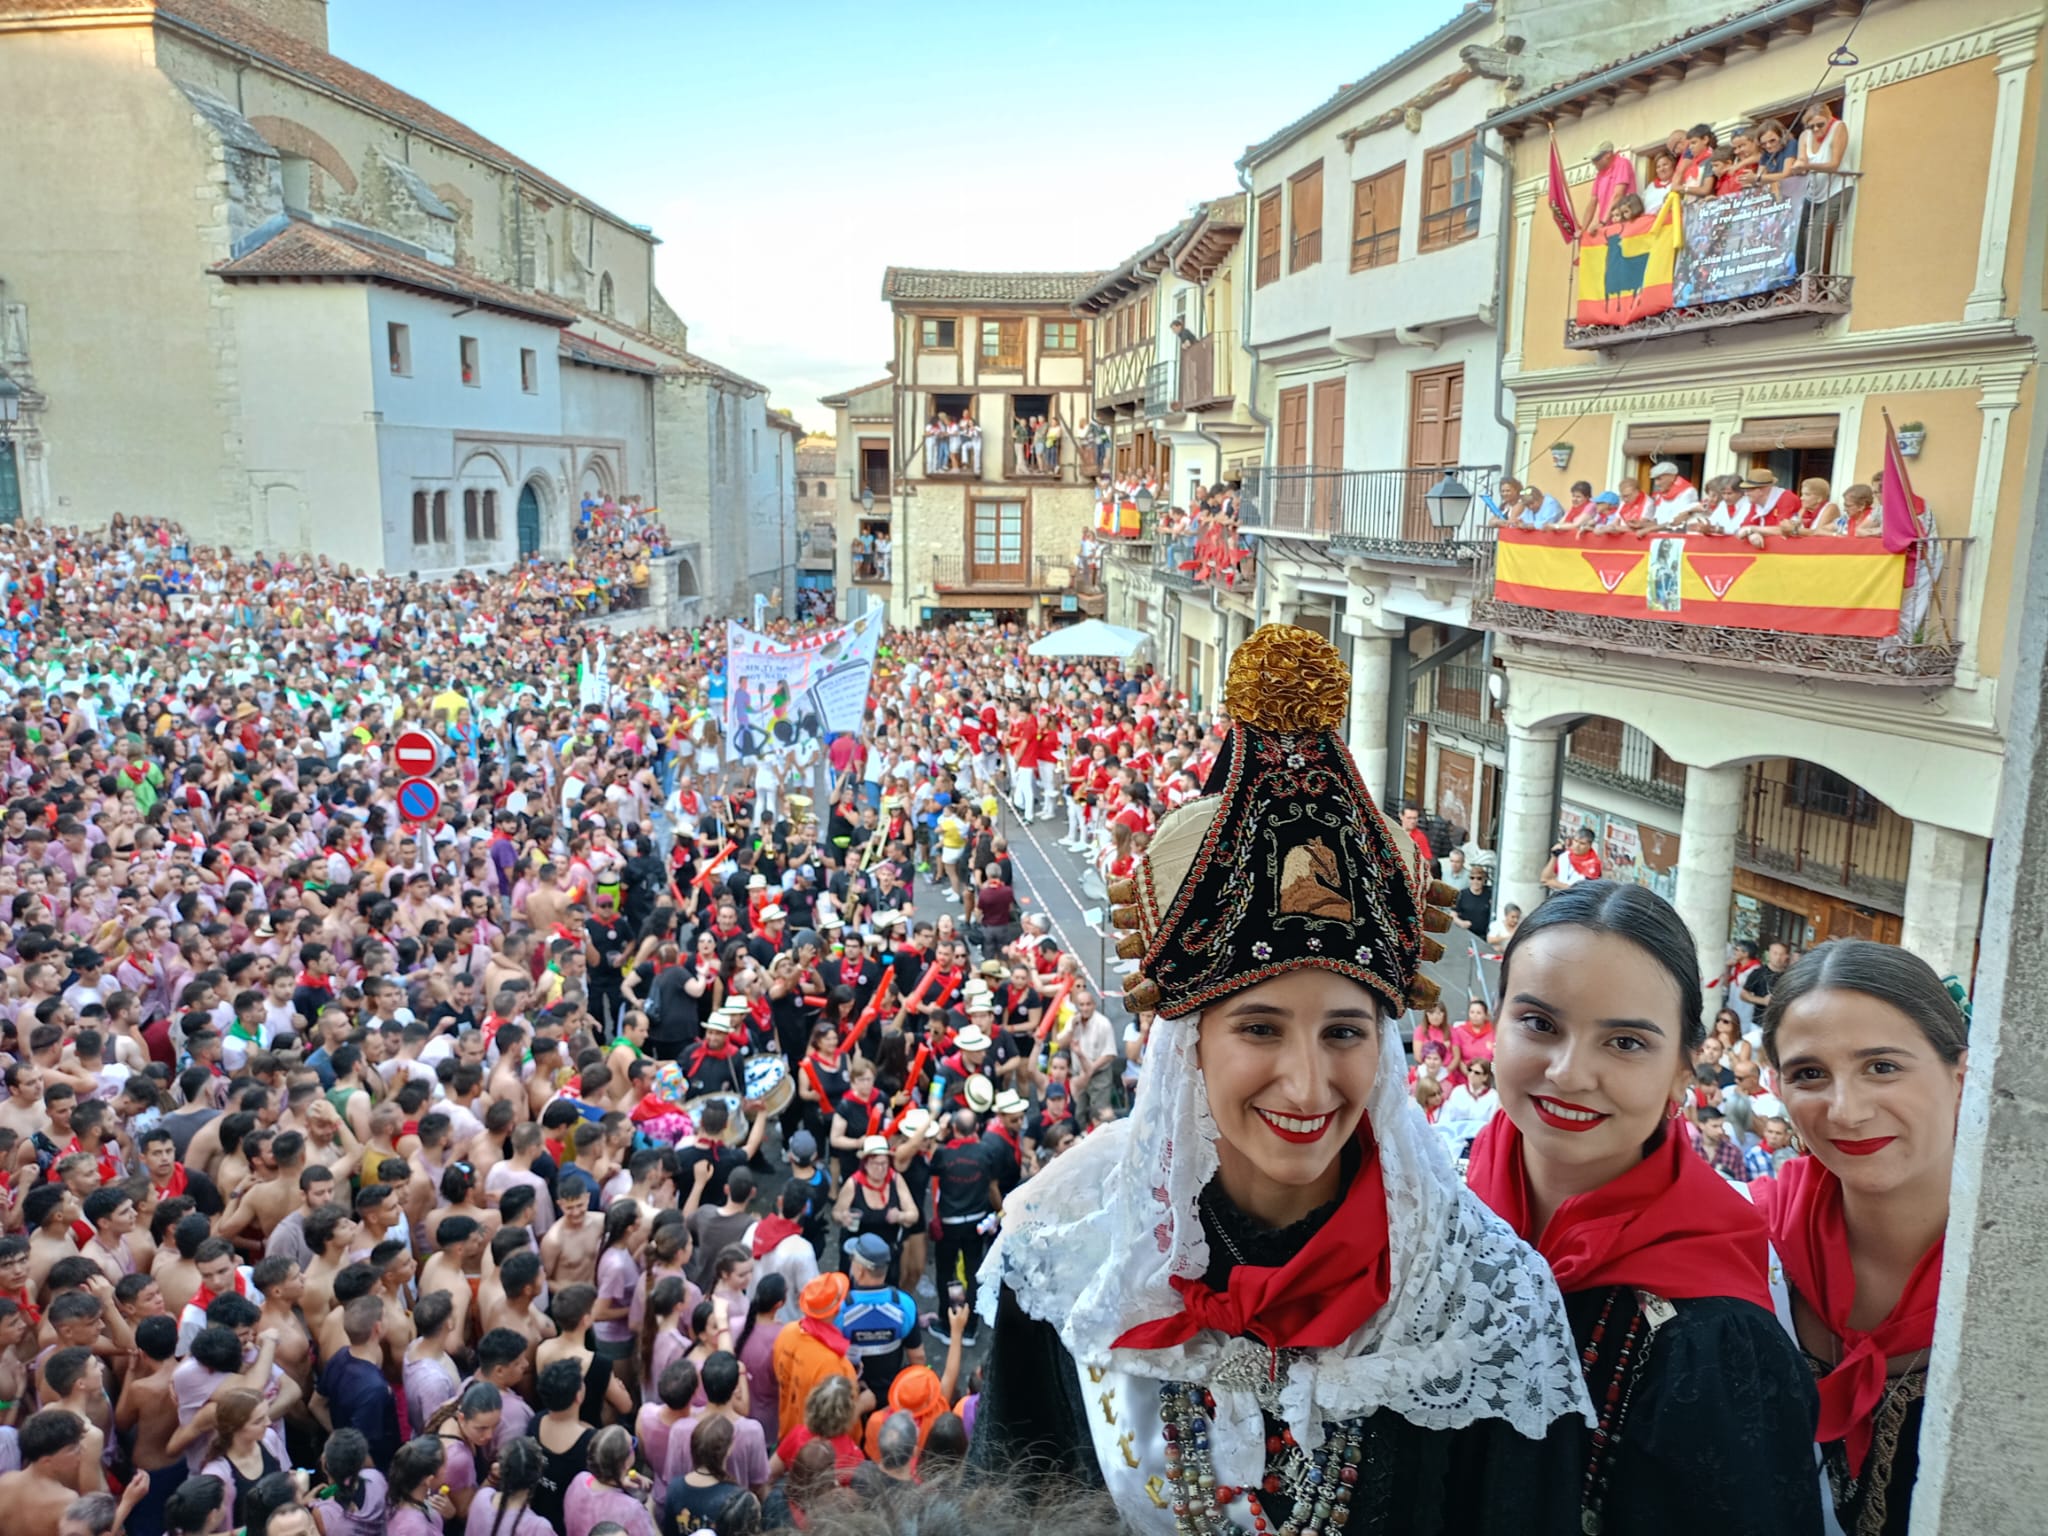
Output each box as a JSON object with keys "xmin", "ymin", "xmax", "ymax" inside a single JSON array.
[{"xmin": 393, "ymin": 729, "xmax": 441, "ymax": 777}]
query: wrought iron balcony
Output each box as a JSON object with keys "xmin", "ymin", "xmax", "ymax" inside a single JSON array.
[
  {"xmin": 1240, "ymin": 465, "xmax": 1502, "ymax": 558},
  {"xmin": 1468, "ymin": 535, "xmax": 1968, "ymax": 685},
  {"xmin": 1739, "ymin": 763, "xmax": 1909, "ymax": 912},
  {"xmin": 931, "ymin": 554, "xmax": 1062, "ymax": 592},
  {"xmin": 1565, "ymin": 176, "xmax": 1855, "ymax": 351}
]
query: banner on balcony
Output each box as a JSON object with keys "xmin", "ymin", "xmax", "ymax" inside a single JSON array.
[
  {"xmin": 1574, "ymin": 202, "xmax": 1683, "ymax": 327},
  {"xmin": 723, "ymin": 607, "xmax": 883, "ymax": 757},
  {"xmin": 1670, "ymin": 178, "xmax": 1807, "ymax": 308},
  {"xmin": 1096, "ymin": 494, "xmax": 1141, "ymax": 537},
  {"xmin": 1491, "ymin": 530, "xmax": 1907, "ymax": 638}
]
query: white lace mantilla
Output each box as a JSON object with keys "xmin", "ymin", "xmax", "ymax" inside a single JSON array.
[{"xmin": 981, "ymin": 1012, "xmax": 1593, "ymax": 1463}]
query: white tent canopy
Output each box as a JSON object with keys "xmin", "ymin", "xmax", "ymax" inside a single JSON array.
[{"xmin": 1027, "ymin": 620, "xmax": 1152, "ymax": 660}]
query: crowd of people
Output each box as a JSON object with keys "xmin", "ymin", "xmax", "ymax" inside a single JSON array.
[
  {"xmin": 1485, "ymin": 461, "xmax": 1929, "ymax": 545},
  {"xmin": 0, "ymin": 499, "xmax": 1962, "ymax": 1536},
  {"xmin": 1580, "ymin": 101, "xmax": 1854, "ymax": 230}
]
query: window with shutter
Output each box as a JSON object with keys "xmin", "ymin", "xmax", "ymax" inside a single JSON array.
[
  {"xmin": 1256, "ymin": 190, "xmax": 1282, "ymax": 287},
  {"xmin": 981, "ymin": 319, "xmax": 1025, "ymax": 370},
  {"xmin": 1421, "ymin": 136, "xmax": 1481, "ymax": 251},
  {"xmin": 431, "ymin": 490, "xmax": 448, "ymax": 542},
  {"xmin": 1289, "ymin": 162, "xmax": 1323, "ymax": 272},
  {"xmin": 1350, "ymin": 164, "xmax": 1404, "ymax": 271},
  {"xmin": 411, "ymin": 491, "xmax": 429, "ymax": 546},
  {"xmin": 483, "ymin": 490, "xmax": 499, "ymax": 540},
  {"xmin": 920, "ymin": 318, "xmax": 958, "ymax": 349},
  {"xmin": 463, "ymin": 489, "xmax": 479, "ymax": 540}
]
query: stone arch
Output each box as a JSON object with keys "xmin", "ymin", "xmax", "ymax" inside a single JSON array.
[
  {"xmin": 674, "ymin": 556, "xmax": 701, "ymax": 597},
  {"xmin": 598, "ymin": 271, "xmax": 615, "ymax": 318},
  {"xmin": 457, "ymin": 446, "xmax": 515, "ymax": 486},
  {"xmin": 247, "ymin": 116, "xmax": 357, "ymax": 195},
  {"xmin": 577, "ymin": 454, "xmax": 615, "ymax": 503}
]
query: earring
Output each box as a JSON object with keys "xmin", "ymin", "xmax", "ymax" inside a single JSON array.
[{"xmin": 1666, "ymin": 1100, "xmax": 1684, "ymax": 1121}]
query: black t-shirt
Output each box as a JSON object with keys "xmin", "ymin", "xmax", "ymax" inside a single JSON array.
[
  {"xmin": 531, "ymin": 1425, "xmax": 594, "ymax": 1531},
  {"xmin": 932, "ymin": 1137, "xmax": 994, "ymax": 1223},
  {"xmin": 585, "ymin": 914, "xmax": 630, "ymax": 982},
  {"xmin": 664, "ymin": 1478, "xmax": 740, "ymax": 1536},
  {"xmin": 1742, "ymin": 964, "xmax": 1781, "ymax": 1004},
  {"xmin": 673, "ymin": 1141, "xmax": 747, "ymax": 1207},
  {"xmin": 640, "ymin": 965, "xmax": 703, "ymax": 1045}
]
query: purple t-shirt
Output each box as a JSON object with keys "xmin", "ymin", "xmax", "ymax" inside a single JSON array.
[
  {"xmin": 662, "ymin": 1410, "xmax": 769, "ymax": 1493},
  {"xmin": 465, "ymin": 1489, "xmax": 556, "ymax": 1536},
  {"xmin": 404, "ymin": 1353, "xmax": 462, "ymax": 1430},
  {"xmin": 312, "ymin": 1469, "xmax": 389, "ymax": 1536},
  {"xmin": 593, "ymin": 1245, "xmax": 639, "ymax": 1344}
]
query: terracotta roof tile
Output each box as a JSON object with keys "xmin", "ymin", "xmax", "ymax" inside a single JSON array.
[
  {"xmin": 881, "ymin": 268, "xmax": 1105, "ymax": 305},
  {"xmin": 559, "ymin": 329, "xmax": 662, "ymax": 376},
  {"xmin": 146, "ymin": 0, "xmax": 628, "ymax": 220},
  {"xmin": 214, "ymin": 219, "xmax": 576, "ymax": 323}
]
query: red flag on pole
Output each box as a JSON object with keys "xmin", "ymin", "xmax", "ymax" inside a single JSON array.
[
  {"xmin": 1547, "ymin": 131, "xmax": 1581, "ymax": 245},
  {"xmin": 1879, "ymin": 409, "xmax": 1926, "ymax": 554}
]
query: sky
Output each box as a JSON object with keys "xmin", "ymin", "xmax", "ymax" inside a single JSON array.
[{"xmin": 332, "ymin": 0, "xmax": 1467, "ymax": 433}]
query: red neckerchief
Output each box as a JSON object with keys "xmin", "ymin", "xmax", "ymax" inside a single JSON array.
[
  {"xmin": 1755, "ymin": 1154, "xmax": 1944, "ymax": 1476},
  {"xmin": 296, "ymin": 971, "xmax": 332, "ymax": 995},
  {"xmin": 837, "ymin": 956, "xmax": 867, "ymax": 989},
  {"xmin": 839, "ymin": 1089, "xmax": 881, "ymax": 1139},
  {"xmin": 797, "ymin": 1315, "xmax": 849, "ymax": 1356},
  {"xmin": 852, "ymin": 1165, "xmax": 892, "ymax": 1194},
  {"xmin": 0, "ymin": 1286, "xmax": 39, "ymax": 1328},
  {"xmin": 990, "ymin": 1122, "xmax": 1021, "ymax": 1157},
  {"xmin": 1114, "ymin": 1129, "xmax": 1391, "ymax": 1353},
  {"xmin": 189, "ymin": 1268, "xmax": 250, "ymax": 1315},
  {"xmin": 153, "ymin": 1163, "xmax": 189, "ymax": 1200},
  {"xmin": 686, "ymin": 1038, "xmax": 739, "ymax": 1075},
  {"xmin": 926, "ymin": 967, "xmax": 963, "ymax": 1011},
  {"xmin": 1467, "ymin": 1115, "xmax": 1771, "ymax": 1313},
  {"xmin": 942, "ymin": 1134, "xmax": 979, "ymax": 1152},
  {"xmin": 544, "ymin": 1137, "xmax": 566, "ymax": 1164},
  {"xmin": 750, "ymin": 1215, "xmax": 803, "ymax": 1259}
]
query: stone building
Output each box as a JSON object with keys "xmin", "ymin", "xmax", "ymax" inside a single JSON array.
[
  {"xmin": 818, "ymin": 376, "xmax": 895, "ymax": 624},
  {"xmin": 0, "ymin": 0, "xmax": 794, "ymax": 615},
  {"xmin": 877, "ymin": 269, "xmax": 1101, "ymax": 629},
  {"xmin": 794, "ymin": 433, "xmax": 840, "ymax": 620}
]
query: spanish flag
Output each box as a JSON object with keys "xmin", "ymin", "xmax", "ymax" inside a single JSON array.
[
  {"xmin": 1492, "ymin": 529, "xmax": 1908, "ymax": 638},
  {"xmin": 1574, "ymin": 198, "xmax": 1683, "ymax": 328}
]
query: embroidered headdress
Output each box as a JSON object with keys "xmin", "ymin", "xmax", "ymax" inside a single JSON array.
[{"xmin": 1110, "ymin": 624, "xmax": 1451, "ymax": 1020}]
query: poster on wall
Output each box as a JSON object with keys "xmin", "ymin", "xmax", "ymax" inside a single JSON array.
[{"xmin": 1635, "ymin": 824, "xmax": 1682, "ymax": 902}]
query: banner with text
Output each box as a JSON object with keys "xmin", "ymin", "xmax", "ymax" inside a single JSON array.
[
  {"xmin": 1492, "ymin": 530, "xmax": 1907, "ymax": 638},
  {"xmin": 723, "ymin": 608, "xmax": 883, "ymax": 759},
  {"xmin": 1671, "ymin": 177, "xmax": 1807, "ymax": 308}
]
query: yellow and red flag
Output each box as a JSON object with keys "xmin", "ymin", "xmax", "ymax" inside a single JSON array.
[
  {"xmin": 1574, "ymin": 199, "xmax": 1682, "ymax": 328},
  {"xmin": 1492, "ymin": 529, "xmax": 1907, "ymax": 638}
]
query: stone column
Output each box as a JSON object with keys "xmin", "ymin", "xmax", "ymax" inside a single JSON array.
[
  {"xmin": 1341, "ymin": 616, "xmax": 1394, "ymax": 799},
  {"xmin": 1964, "ymin": 19, "xmax": 2040, "ymax": 322},
  {"xmin": 1675, "ymin": 763, "xmax": 1745, "ymax": 1025},
  {"xmin": 1901, "ymin": 822, "xmax": 1990, "ymax": 989},
  {"xmin": 1495, "ymin": 718, "xmax": 1563, "ymax": 922}
]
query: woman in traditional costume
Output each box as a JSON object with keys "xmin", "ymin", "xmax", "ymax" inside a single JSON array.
[
  {"xmin": 1466, "ymin": 881, "xmax": 1823, "ymax": 1534},
  {"xmin": 1756, "ymin": 941, "xmax": 1967, "ymax": 1536},
  {"xmin": 972, "ymin": 625, "xmax": 1592, "ymax": 1535}
]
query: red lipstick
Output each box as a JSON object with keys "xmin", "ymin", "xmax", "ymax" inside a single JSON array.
[
  {"xmin": 1254, "ymin": 1108, "xmax": 1334, "ymax": 1145},
  {"xmin": 1531, "ymin": 1096, "xmax": 1610, "ymax": 1133},
  {"xmin": 1830, "ymin": 1136, "xmax": 1896, "ymax": 1157}
]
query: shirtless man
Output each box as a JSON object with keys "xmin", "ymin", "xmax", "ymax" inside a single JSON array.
[
  {"xmin": 347, "ymin": 1184, "xmax": 402, "ymax": 1266},
  {"xmin": 466, "ymin": 1098, "xmax": 517, "ymax": 1191},
  {"xmin": 0, "ymin": 1063, "xmax": 50, "ymax": 1142},
  {"xmin": 480, "ymin": 1250, "xmax": 554, "ymax": 1358},
  {"xmin": 249, "ymin": 1256, "xmax": 315, "ymax": 1411},
  {"xmin": 0, "ymin": 1407, "xmax": 95, "ymax": 1536},
  {"xmin": 298, "ymin": 1205, "xmax": 358, "ymax": 1319},
  {"xmin": 523, "ymin": 867, "xmax": 571, "ymax": 937},
  {"xmin": 418, "ymin": 1216, "xmax": 486, "ymax": 1350},
  {"xmin": 403, "ymin": 1115, "xmax": 454, "ymax": 1237},
  {"xmin": 539, "ymin": 1184, "xmax": 600, "ymax": 1287},
  {"xmin": 153, "ymin": 1214, "xmax": 212, "ymax": 1321},
  {"xmin": 78, "ymin": 1188, "xmax": 138, "ymax": 1286},
  {"xmin": 24, "ymin": 1185, "xmax": 81, "ymax": 1297},
  {"xmin": 295, "ymin": 1097, "xmax": 362, "ymax": 1183},
  {"xmin": 370, "ymin": 1240, "xmax": 418, "ymax": 1367},
  {"xmin": 114, "ymin": 1316, "xmax": 186, "ymax": 1513},
  {"xmin": 217, "ymin": 1129, "xmax": 308, "ymax": 1255},
  {"xmin": 39, "ymin": 1350, "xmax": 109, "ymax": 1490},
  {"xmin": 485, "ymin": 1125, "xmax": 557, "ymax": 1238},
  {"xmin": 483, "ymin": 1029, "xmax": 530, "ymax": 1125}
]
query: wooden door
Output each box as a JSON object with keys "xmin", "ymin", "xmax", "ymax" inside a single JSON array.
[
  {"xmin": 1312, "ymin": 379, "xmax": 1346, "ymax": 534},
  {"xmin": 969, "ymin": 499, "xmax": 1026, "ymax": 583},
  {"xmin": 1276, "ymin": 386, "xmax": 1309, "ymax": 531},
  {"xmin": 1436, "ymin": 749, "xmax": 1475, "ymax": 840},
  {"xmin": 1406, "ymin": 365, "xmax": 1465, "ymax": 537},
  {"xmin": 1477, "ymin": 762, "xmax": 1498, "ymax": 849}
]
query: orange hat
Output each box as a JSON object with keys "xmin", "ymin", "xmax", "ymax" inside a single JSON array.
[
  {"xmin": 799, "ymin": 1271, "xmax": 850, "ymax": 1320},
  {"xmin": 890, "ymin": 1364, "xmax": 947, "ymax": 1427}
]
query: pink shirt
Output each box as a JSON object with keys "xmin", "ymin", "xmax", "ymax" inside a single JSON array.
[{"xmin": 562, "ymin": 1473, "xmax": 659, "ymax": 1536}]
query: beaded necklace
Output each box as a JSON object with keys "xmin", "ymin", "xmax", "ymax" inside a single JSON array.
[
  {"xmin": 1157, "ymin": 1381, "xmax": 1363, "ymax": 1536},
  {"xmin": 1577, "ymin": 1289, "xmax": 1656, "ymax": 1535}
]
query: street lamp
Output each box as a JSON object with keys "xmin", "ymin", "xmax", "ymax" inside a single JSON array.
[
  {"xmin": 1134, "ymin": 487, "xmax": 1155, "ymax": 515},
  {"xmin": 0, "ymin": 372, "xmax": 19, "ymax": 427},
  {"xmin": 860, "ymin": 485, "xmax": 875, "ymax": 514},
  {"xmin": 1423, "ymin": 471, "xmax": 1473, "ymax": 529}
]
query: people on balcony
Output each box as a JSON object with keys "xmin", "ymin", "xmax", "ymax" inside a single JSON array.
[
  {"xmin": 959, "ymin": 413, "xmax": 982, "ymax": 473},
  {"xmin": 1641, "ymin": 151, "xmax": 1679, "ymax": 216},
  {"xmin": 1584, "ymin": 140, "xmax": 1638, "ymax": 224},
  {"xmin": 924, "ymin": 414, "xmax": 952, "ymax": 473},
  {"xmin": 1646, "ymin": 461, "xmax": 1701, "ymax": 525},
  {"xmin": 1483, "ymin": 480, "xmax": 1567, "ymax": 530},
  {"xmin": 1755, "ymin": 119, "xmax": 1797, "ymax": 186}
]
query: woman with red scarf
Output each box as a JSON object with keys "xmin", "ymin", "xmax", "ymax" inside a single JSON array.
[
  {"xmin": 974, "ymin": 627, "xmax": 1590, "ymax": 1535},
  {"xmin": 1755, "ymin": 942, "xmax": 1967, "ymax": 1536},
  {"xmin": 1467, "ymin": 881, "xmax": 1822, "ymax": 1535}
]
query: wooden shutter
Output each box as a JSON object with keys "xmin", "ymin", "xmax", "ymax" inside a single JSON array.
[
  {"xmin": 1256, "ymin": 190, "xmax": 1282, "ymax": 286},
  {"xmin": 1420, "ymin": 146, "xmax": 1454, "ymax": 251},
  {"xmin": 1311, "ymin": 379, "xmax": 1346, "ymax": 533},
  {"xmin": 411, "ymin": 491, "xmax": 428, "ymax": 545},
  {"xmin": 1290, "ymin": 162, "xmax": 1324, "ymax": 271},
  {"xmin": 1278, "ymin": 387, "xmax": 1309, "ymax": 466},
  {"xmin": 1407, "ymin": 365, "xmax": 1465, "ymax": 470},
  {"xmin": 1620, "ymin": 420, "xmax": 1711, "ymax": 456},
  {"xmin": 1351, "ymin": 165, "xmax": 1403, "ymax": 270}
]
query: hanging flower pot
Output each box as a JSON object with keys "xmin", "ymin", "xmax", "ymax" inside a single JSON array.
[
  {"xmin": 1548, "ymin": 442, "xmax": 1575, "ymax": 471},
  {"xmin": 1896, "ymin": 423, "xmax": 1926, "ymax": 458}
]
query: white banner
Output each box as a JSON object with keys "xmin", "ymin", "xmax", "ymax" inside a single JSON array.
[{"xmin": 723, "ymin": 608, "xmax": 882, "ymax": 760}]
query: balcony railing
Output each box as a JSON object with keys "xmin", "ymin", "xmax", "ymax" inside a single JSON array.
[
  {"xmin": 1740, "ymin": 764, "xmax": 1910, "ymax": 912},
  {"xmin": 1241, "ymin": 465, "xmax": 1502, "ymax": 556},
  {"xmin": 931, "ymin": 554, "xmax": 1062, "ymax": 591},
  {"xmin": 1176, "ymin": 329, "xmax": 1237, "ymax": 412},
  {"xmin": 1468, "ymin": 535, "xmax": 1968, "ymax": 685},
  {"xmin": 1156, "ymin": 523, "xmax": 1253, "ymax": 593},
  {"xmin": 1145, "ymin": 360, "xmax": 1177, "ymax": 418},
  {"xmin": 1411, "ymin": 663, "xmax": 1505, "ymax": 748},
  {"xmin": 1095, "ymin": 346, "xmax": 1154, "ymax": 406},
  {"xmin": 1565, "ymin": 175, "xmax": 1856, "ymax": 351},
  {"xmin": 1002, "ymin": 416, "xmax": 1082, "ymax": 481}
]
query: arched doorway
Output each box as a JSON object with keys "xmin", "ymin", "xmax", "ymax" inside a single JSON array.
[{"xmin": 517, "ymin": 481, "xmax": 543, "ymax": 556}]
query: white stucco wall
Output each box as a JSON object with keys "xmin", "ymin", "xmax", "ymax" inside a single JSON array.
[
  {"xmin": 560, "ymin": 362, "xmax": 654, "ymax": 505},
  {"xmin": 229, "ymin": 281, "xmax": 382, "ymax": 566}
]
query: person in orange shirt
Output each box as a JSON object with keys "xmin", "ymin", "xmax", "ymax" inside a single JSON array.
[{"xmin": 771, "ymin": 1272, "xmax": 860, "ymax": 1437}]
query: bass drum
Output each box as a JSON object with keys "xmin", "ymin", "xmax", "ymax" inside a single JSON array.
[{"xmin": 745, "ymin": 1055, "xmax": 795, "ymax": 1116}]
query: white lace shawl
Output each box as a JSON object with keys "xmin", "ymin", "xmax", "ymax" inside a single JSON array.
[{"xmin": 980, "ymin": 1011, "xmax": 1593, "ymax": 1456}]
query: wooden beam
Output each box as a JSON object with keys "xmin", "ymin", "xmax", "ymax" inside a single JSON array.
[
  {"xmin": 1782, "ymin": 12, "xmax": 1814, "ymax": 34},
  {"xmin": 1694, "ymin": 46, "xmax": 1726, "ymax": 67},
  {"xmin": 1654, "ymin": 60, "xmax": 1687, "ymax": 84}
]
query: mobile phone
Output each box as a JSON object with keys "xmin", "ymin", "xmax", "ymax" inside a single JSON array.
[{"xmin": 947, "ymin": 1281, "xmax": 965, "ymax": 1307}]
